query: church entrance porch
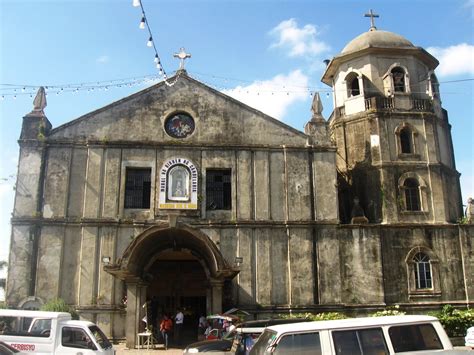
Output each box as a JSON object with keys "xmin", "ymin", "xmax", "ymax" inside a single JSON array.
[
  {"xmin": 105, "ymin": 224, "xmax": 238, "ymax": 348},
  {"xmin": 146, "ymin": 252, "xmax": 207, "ymax": 345}
]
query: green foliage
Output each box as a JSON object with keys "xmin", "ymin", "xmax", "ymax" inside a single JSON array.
[
  {"xmin": 0, "ymin": 302, "xmax": 6, "ymax": 309},
  {"xmin": 279, "ymin": 312, "xmax": 347, "ymax": 321},
  {"xmin": 40, "ymin": 298, "xmax": 79, "ymax": 320},
  {"xmin": 370, "ymin": 305, "xmax": 406, "ymax": 317},
  {"xmin": 430, "ymin": 305, "xmax": 474, "ymax": 337}
]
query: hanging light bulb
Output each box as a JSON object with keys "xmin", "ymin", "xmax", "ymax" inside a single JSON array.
[
  {"xmin": 147, "ymin": 37, "xmax": 153, "ymax": 47},
  {"xmin": 132, "ymin": 0, "xmax": 141, "ymax": 7},
  {"xmin": 139, "ymin": 16, "xmax": 145, "ymax": 29},
  {"xmin": 154, "ymin": 54, "xmax": 159, "ymax": 63}
]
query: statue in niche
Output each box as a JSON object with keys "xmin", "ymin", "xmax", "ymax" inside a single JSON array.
[
  {"xmin": 168, "ymin": 166, "xmax": 189, "ymax": 201},
  {"xmin": 351, "ymin": 197, "xmax": 368, "ymax": 224}
]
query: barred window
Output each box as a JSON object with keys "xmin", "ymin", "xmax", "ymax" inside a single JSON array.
[
  {"xmin": 413, "ymin": 252, "xmax": 432, "ymax": 289},
  {"xmin": 404, "ymin": 178, "xmax": 420, "ymax": 211},
  {"xmin": 206, "ymin": 169, "xmax": 231, "ymax": 210},
  {"xmin": 125, "ymin": 168, "xmax": 151, "ymax": 209}
]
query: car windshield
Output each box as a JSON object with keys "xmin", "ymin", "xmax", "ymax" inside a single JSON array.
[
  {"xmin": 249, "ymin": 329, "xmax": 277, "ymax": 355},
  {"xmin": 88, "ymin": 325, "xmax": 112, "ymax": 349}
]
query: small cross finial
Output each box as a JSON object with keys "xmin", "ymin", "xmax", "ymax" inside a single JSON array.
[
  {"xmin": 173, "ymin": 47, "xmax": 191, "ymax": 70},
  {"xmin": 364, "ymin": 9, "xmax": 379, "ymax": 31}
]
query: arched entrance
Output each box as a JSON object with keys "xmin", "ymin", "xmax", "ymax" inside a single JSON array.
[{"xmin": 105, "ymin": 223, "xmax": 238, "ymax": 348}]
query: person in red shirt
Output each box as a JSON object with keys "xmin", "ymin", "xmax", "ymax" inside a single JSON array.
[{"xmin": 160, "ymin": 314, "xmax": 173, "ymax": 350}]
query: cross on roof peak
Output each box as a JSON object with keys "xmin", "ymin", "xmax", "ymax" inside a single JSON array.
[
  {"xmin": 364, "ymin": 9, "xmax": 379, "ymax": 31},
  {"xmin": 174, "ymin": 47, "xmax": 191, "ymax": 71}
]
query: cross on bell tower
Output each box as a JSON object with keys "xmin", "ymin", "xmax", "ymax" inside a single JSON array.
[
  {"xmin": 174, "ymin": 47, "xmax": 191, "ymax": 71},
  {"xmin": 364, "ymin": 9, "xmax": 379, "ymax": 31}
]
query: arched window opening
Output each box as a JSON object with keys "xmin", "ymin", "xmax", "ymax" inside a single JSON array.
[
  {"xmin": 430, "ymin": 74, "xmax": 439, "ymax": 97},
  {"xmin": 400, "ymin": 127, "xmax": 412, "ymax": 153},
  {"xmin": 404, "ymin": 178, "xmax": 420, "ymax": 211},
  {"xmin": 392, "ymin": 67, "xmax": 406, "ymax": 92},
  {"xmin": 346, "ymin": 73, "xmax": 361, "ymax": 97},
  {"xmin": 413, "ymin": 252, "xmax": 432, "ymax": 289},
  {"xmin": 350, "ymin": 76, "xmax": 360, "ymax": 96}
]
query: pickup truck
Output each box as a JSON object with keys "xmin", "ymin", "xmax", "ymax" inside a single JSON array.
[{"xmin": 0, "ymin": 309, "xmax": 115, "ymax": 354}]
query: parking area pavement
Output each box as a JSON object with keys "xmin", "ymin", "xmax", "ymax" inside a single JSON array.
[{"xmin": 114, "ymin": 342, "xmax": 184, "ymax": 354}]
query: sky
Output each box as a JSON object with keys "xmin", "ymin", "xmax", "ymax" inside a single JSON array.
[{"xmin": 0, "ymin": 0, "xmax": 473, "ymax": 288}]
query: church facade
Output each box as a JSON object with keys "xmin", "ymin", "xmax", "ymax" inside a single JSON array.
[{"xmin": 6, "ymin": 21, "xmax": 474, "ymax": 347}]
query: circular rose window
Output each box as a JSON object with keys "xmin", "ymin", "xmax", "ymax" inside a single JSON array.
[{"xmin": 164, "ymin": 112, "xmax": 195, "ymax": 138}]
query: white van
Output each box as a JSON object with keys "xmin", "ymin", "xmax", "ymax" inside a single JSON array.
[
  {"xmin": 0, "ymin": 309, "xmax": 115, "ymax": 354},
  {"xmin": 249, "ymin": 315, "xmax": 456, "ymax": 354}
]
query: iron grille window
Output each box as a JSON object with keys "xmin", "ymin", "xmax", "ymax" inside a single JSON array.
[
  {"xmin": 404, "ymin": 178, "xmax": 420, "ymax": 211},
  {"xmin": 414, "ymin": 252, "xmax": 432, "ymax": 289},
  {"xmin": 206, "ymin": 169, "xmax": 231, "ymax": 210},
  {"xmin": 125, "ymin": 168, "xmax": 151, "ymax": 209}
]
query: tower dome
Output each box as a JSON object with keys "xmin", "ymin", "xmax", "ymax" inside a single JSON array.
[{"xmin": 341, "ymin": 29, "xmax": 414, "ymax": 54}]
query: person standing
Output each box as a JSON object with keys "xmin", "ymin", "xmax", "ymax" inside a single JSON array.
[
  {"xmin": 160, "ymin": 314, "xmax": 173, "ymax": 350},
  {"xmin": 174, "ymin": 309, "xmax": 184, "ymax": 345},
  {"xmin": 198, "ymin": 315, "xmax": 207, "ymax": 340}
]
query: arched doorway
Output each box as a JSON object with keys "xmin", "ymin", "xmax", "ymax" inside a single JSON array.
[
  {"xmin": 105, "ymin": 223, "xmax": 238, "ymax": 348},
  {"xmin": 145, "ymin": 249, "xmax": 208, "ymax": 344}
]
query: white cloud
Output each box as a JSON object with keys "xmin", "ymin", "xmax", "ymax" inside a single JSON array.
[
  {"xmin": 427, "ymin": 43, "xmax": 474, "ymax": 76},
  {"xmin": 96, "ymin": 55, "xmax": 110, "ymax": 64},
  {"xmin": 269, "ymin": 18, "xmax": 330, "ymax": 57},
  {"xmin": 464, "ymin": 0, "xmax": 474, "ymax": 8},
  {"xmin": 222, "ymin": 70, "xmax": 309, "ymax": 120}
]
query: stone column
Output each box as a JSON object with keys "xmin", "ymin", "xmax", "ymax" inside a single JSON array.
[
  {"xmin": 7, "ymin": 100, "xmax": 52, "ymax": 306},
  {"xmin": 125, "ymin": 280, "xmax": 147, "ymax": 349},
  {"xmin": 210, "ymin": 279, "xmax": 224, "ymax": 314}
]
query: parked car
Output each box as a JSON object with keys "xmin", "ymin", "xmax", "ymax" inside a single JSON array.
[
  {"xmin": 183, "ymin": 318, "xmax": 307, "ymax": 354},
  {"xmin": 0, "ymin": 309, "xmax": 114, "ymax": 354},
  {"xmin": 466, "ymin": 326, "xmax": 474, "ymax": 348},
  {"xmin": 249, "ymin": 315, "xmax": 456, "ymax": 355}
]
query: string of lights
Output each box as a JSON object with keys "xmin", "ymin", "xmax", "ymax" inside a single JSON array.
[
  {"xmin": 132, "ymin": 0, "xmax": 182, "ymax": 87},
  {"xmin": 0, "ymin": 72, "xmax": 472, "ymax": 100}
]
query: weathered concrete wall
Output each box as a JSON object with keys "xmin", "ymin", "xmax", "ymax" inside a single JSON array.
[
  {"xmin": 42, "ymin": 148, "xmax": 71, "ymax": 218},
  {"xmin": 6, "ymin": 226, "xmax": 35, "ymax": 305},
  {"xmin": 339, "ymin": 228, "xmax": 384, "ymax": 305},
  {"xmin": 78, "ymin": 227, "xmax": 99, "ymax": 305},
  {"xmin": 67, "ymin": 148, "xmax": 87, "ymax": 217},
  {"xmin": 13, "ymin": 146, "xmax": 43, "ymax": 217},
  {"xmin": 380, "ymin": 226, "xmax": 468, "ymax": 304},
  {"xmin": 60, "ymin": 226, "xmax": 81, "ymax": 304},
  {"xmin": 313, "ymin": 152, "xmax": 338, "ymax": 221},
  {"xmin": 459, "ymin": 226, "xmax": 474, "ymax": 301},
  {"xmin": 317, "ymin": 227, "xmax": 342, "ymax": 305}
]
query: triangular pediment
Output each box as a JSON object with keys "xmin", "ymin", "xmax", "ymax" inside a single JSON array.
[{"xmin": 49, "ymin": 73, "xmax": 307, "ymax": 147}]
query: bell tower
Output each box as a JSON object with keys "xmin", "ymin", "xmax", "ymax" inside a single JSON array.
[{"xmin": 322, "ymin": 13, "xmax": 462, "ymax": 224}]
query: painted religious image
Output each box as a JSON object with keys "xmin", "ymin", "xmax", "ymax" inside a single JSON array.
[
  {"xmin": 164, "ymin": 112, "xmax": 195, "ymax": 138},
  {"xmin": 168, "ymin": 165, "xmax": 190, "ymax": 201}
]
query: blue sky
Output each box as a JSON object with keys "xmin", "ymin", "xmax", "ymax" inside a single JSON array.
[{"xmin": 0, "ymin": 0, "xmax": 473, "ymax": 282}]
